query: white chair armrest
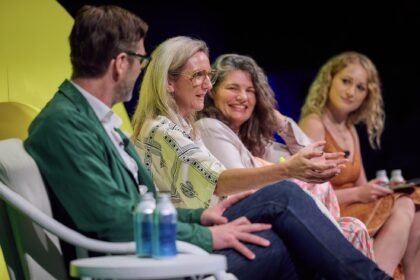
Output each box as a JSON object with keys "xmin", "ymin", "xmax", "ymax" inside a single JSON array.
[
  {"xmin": 176, "ymin": 240, "xmax": 209, "ymax": 255},
  {"xmin": 0, "ymin": 181, "xmax": 216, "ymax": 256},
  {"xmin": 0, "ymin": 181, "xmax": 132, "ymax": 253}
]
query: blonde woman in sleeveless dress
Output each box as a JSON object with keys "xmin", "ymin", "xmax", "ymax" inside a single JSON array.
[{"xmin": 299, "ymin": 51, "xmax": 420, "ymax": 279}]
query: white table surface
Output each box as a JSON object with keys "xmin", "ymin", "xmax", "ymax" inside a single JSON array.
[{"xmin": 70, "ymin": 254, "xmax": 227, "ymax": 279}]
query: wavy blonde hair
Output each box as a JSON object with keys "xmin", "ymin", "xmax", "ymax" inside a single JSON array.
[
  {"xmin": 131, "ymin": 36, "xmax": 209, "ymax": 141},
  {"xmin": 198, "ymin": 54, "xmax": 278, "ymax": 157},
  {"xmin": 300, "ymin": 51, "xmax": 384, "ymax": 149}
]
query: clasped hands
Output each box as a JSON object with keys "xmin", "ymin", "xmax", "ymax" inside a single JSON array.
[{"xmin": 285, "ymin": 141, "xmax": 348, "ymax": 184}]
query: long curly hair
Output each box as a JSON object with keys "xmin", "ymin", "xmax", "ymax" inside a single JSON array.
[
  {"xmin": 198, "ymin": 54, "xmax": 278, "ymax": 157},
  {"xmin": 300, "ymin": 51, "xmax": 384, "ymax": 149}
]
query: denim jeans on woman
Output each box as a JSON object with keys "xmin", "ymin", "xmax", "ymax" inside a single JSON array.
[{"xmin": 215, "ymin": 181, "xmax": 392, "ymax": 280}]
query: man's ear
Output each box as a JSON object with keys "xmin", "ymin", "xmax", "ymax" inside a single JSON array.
[{"xmin": 113, "ymin": 52, "xmax": 128, "ymax": 80}]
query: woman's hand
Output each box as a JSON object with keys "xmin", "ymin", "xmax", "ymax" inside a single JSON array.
[
  {"xmin": 284, "ymin": 141, "xmax": 348, "ymax": 184},
  {"xmin": 356, "ymin": 178, "xmax": 393, "ymax": 202}
]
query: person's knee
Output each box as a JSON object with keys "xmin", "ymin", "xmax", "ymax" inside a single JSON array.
[
  {"xmin": 222, "ymin": 230, "xmax": 298, "ymax": 279},
  {"xmin": 394, "ymin": 197, "xmax": 415, "ymax": 222},
  {"xmin": 259, "ymin": 180, "xmax": 305, "ymax": 200},
  {"xmin": 249, "ymin": 231, "xmax": 298, "ymax": 276},
  {"xmin": 256, "ymin": 230, "xmax": 289, "ymax": 259}
]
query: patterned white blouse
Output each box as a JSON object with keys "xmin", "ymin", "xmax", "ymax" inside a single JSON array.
[{"xmin": 135, "ymin": 116, "xmax": 225, "ymax": 208}]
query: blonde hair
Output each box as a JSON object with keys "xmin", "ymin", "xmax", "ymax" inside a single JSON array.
[
  {"xmin": 131, "ymin": 36, "xmax": 209, "ymax": 141},
  {"xmin": 301, "ymin": 51, "xmax": 385, "ymax": 149}
]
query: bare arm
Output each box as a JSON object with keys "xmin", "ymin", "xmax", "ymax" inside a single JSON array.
[
  {"xmin": 197, "ymin": 118, "xmax": 344, "ymax": 196},
  {"xmin": 298, "ymin": 113, "xmax": 325, "ymax": 142},
  {"xmin": 215, "ymin": 141, "xmax": 347, "ymax": 196},
  {"xmin": 215, "ymin": 164, "xmax": 290, "ymax": 196}
]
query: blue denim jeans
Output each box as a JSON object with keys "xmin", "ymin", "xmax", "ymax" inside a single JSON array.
[{"xmin": 215, "ymin": 181, "xmax": 392, "ymax": 280}]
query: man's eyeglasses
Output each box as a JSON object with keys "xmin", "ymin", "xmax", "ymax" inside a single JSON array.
[
  {"xmin": 172, "ymin": 69, "xmax": 218, "ymax": 86},
  {"xmin": 125, "ymin": 51, "xmax": 151, "ymax": 69}
]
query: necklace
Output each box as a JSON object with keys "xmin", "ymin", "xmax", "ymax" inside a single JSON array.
[
  {"xmin": 328, "ymin": 122, "xmax": 349, "ymax": 142},
  {"xmin": 322, "ymin": 113, "xmax": 353, "ymax": 154}
]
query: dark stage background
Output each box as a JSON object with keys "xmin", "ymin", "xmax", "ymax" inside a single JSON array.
[{"xmin": 58, "ymin": 0, "xmax": 420, "ymax": 180}]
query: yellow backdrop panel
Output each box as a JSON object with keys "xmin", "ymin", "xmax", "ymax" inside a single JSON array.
[
  {"xmin": 0, "ymin": 62, "xmax": 6, "ymax": 101},
  {"xmin": 0, "ymin": 245, "xmax": 10, "ymax": 280},
  {"xmin": 0, "ymin": 0, "xmax": 133, "ymax": 134}
]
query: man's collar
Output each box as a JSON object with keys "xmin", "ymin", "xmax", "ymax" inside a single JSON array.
[{"xmin": 70, "ymin": 80, "xmax": 122, "ymax": 127}]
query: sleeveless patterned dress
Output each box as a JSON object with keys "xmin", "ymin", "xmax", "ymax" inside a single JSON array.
[{"xmin": 292, "ymin": 178, "xmax": 374, "ymax": 259}]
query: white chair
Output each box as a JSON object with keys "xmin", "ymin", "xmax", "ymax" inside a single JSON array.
[
  {"xmin": 0, "ymin": 101, "xmax": 41, "ymax": 279},
  {"xmin": 0, "ymin": 138, "xmax": 230, "ymax": 280}
]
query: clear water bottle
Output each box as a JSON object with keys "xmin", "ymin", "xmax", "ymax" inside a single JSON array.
[
  {"xmin": 390, "ymin": 169, "xmax": 405, "ymax": 186},
  {"xmin": 134, "ymin": 191, "xmax": 156, "ymax": 257},
  {"xmin": 376, "ymin": 170, "xmax": 389, "ymax": 187},
  {"xmin": 153, "ymin": 193, "xmax": 177, "ymax": 258}
]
